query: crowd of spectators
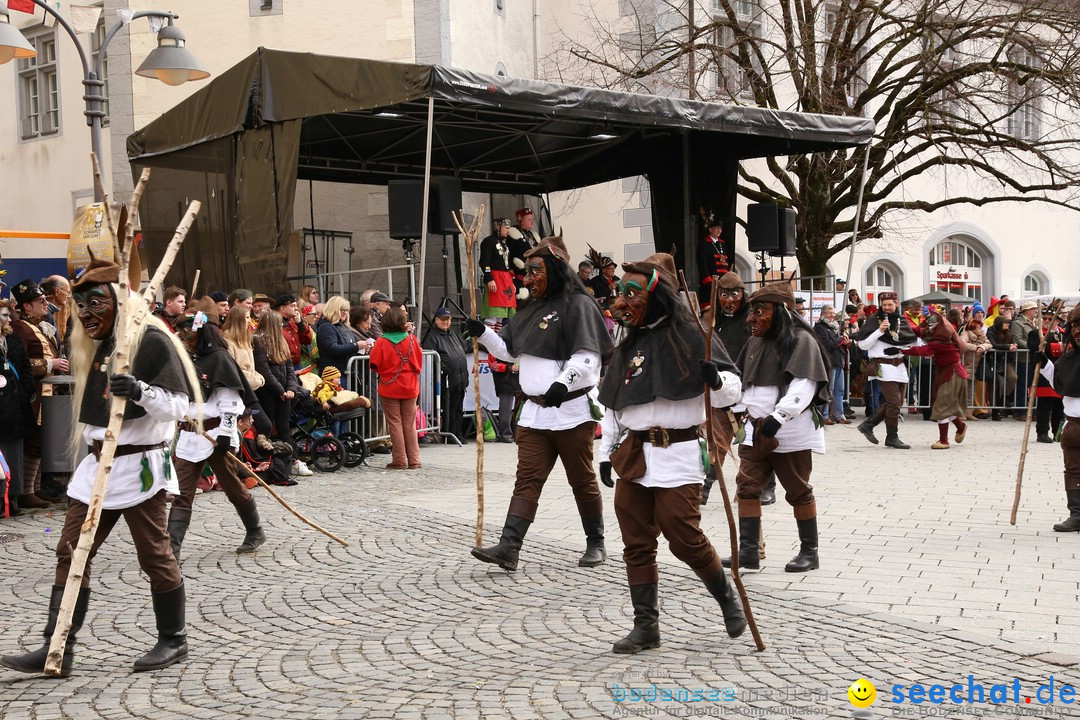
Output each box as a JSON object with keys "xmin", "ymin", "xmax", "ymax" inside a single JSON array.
[{"xmin": 1, "ymin": 277, "xmax": 422, "ymax": 519}]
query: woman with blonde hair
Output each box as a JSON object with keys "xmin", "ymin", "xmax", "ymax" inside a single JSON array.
[
  {"xmin": 222, "ymin": 304, "xmax": 265, "ymax": 393},
  {"xmin": 300, "ymin": 285, "xmax": 320, "ymax": 308},
  {"xmin": 316, "ymin": 296, "xmax": 364, "ymax": 387}
]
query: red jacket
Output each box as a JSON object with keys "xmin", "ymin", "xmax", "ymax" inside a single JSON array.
[
  {"xmin": 281, "ymin": 319, "xmax": 313, "ymax": 368},
  {"xmin": 370, "ymin": 334, "xmax": 423, "ymax": 399}
]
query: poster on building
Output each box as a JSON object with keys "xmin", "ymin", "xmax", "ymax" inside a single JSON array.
[{"xmin": 67, "ymin": 202, "xmax": 117, "ymax": 278}]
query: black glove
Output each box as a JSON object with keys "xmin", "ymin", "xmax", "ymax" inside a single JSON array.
[
  {"xmin": 1032, "ymin": 350, "xmax": 1050, "ymax": 367},
  {"xmin": 599, "ymin": 461, "xmax": 613, "ymax": 488},
  {"xmin": 542, "ymin": 381, "xmax": 569, "ymax": 408},
  {"xmin": 883, "ymin": 346, "xmax": 903, "ymax": 356},
  {"xmin": 760, "ymin": 416, "xmax": 782, "ymax": 438},
  {"xmin": 699, "ymin": 359, "xmax": 723, "ymax": 390},
  {"xmin": 109, "ymin": 373, "xmax": 142, "ymax": 402},
  {"xmin": 464, "ymin": 319, "xmax": 487, "ymax": 338},
  {"xmin": 215, "ymin": 434, "xmax": 233, "ymax": 453}
]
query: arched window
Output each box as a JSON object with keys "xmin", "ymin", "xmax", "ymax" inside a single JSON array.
[
  {"xmin": 863, "ymin": 261, "xmax": 899, "ymax": 304},
  {"xmin": 1022, "ymin": 269, "xmax": 1049, "ymax": 298},
  {"xmin": 928, "ymin": 237, "xmax": 983, "ymax": 302}
]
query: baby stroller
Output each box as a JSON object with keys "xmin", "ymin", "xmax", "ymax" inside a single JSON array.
[{"xmin": 290, "ymin": 401, "xmax": 367, "ymax": 472}]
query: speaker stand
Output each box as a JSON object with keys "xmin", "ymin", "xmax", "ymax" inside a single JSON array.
[{"xmin": 757, "ymin": 251, "xmax": 769, "ymax": 285}]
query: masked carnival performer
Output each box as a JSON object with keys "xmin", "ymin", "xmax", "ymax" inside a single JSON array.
[
  {"xmin": 597, "ymin": 253, "xmax": 746, "ymax": 654},
  {"xmin": 855, "ymin": 292, "xmax": 918, "ymax": 449},
  {"xmin": 1030, "ymin": 307, "xmax": 1066, "ymax": 444},
  {"xmin": 724, "ymin": 282, "xmax": 830, "ymax": 573},
  {"xmin": 479, "ymin": 218, "xmax": 519, "ymax": 323},
  {"xmin": 466, "ymin": 235, "xmax": 613, "ymax": 570},
  {"xmin": 1, "ymin": 260, "xmax": 199, "ymax": 676},
  {"xmin": 885, "ymin": 311, "xmax": 969, "ymax": 449},
  {"xmin": 168, "ymin": 298, "xmax": 266, "ymax": 562},
  {"xmin": 1037, "ymin": 305, "xmax": 1080, "ymax": 533}
]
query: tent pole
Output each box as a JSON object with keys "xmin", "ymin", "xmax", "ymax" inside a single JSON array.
[
  {"xmin": 416, "ymin": 96, "xmax": 436, "ymax": 336},
  {"xmin": 844, "ymin": 143, "xmax": 872, "ymax": 303}
]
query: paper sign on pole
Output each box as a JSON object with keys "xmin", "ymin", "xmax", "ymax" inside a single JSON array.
[{"xmin": 67, "ymin": 202, "xmax": 117, "ymax": 279}]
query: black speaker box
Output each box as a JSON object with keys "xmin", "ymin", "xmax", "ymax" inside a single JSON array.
[
  {"xmin": 388, "ymin": 180, "xmax": 424, "ymax": 239},
  {"xmin": 747, "ymin": 203, "xmax": 779, "ymax": 252},
  {"xmin": 429, "ymin": 177, "xmax": 463, "ymax": 235},
  {"xmin": 388, "ymin": 178, "xmax": 464, "ymax": 239},
  {"xmin": 777, "ymin": 207, "xmax": 797, "ymax": 257}
]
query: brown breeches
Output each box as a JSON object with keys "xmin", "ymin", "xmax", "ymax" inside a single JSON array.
[
  {"xmin": 614, "ymin": 481, "xmax": 721, "ymax": 586},
  {"xmin": 55, "ymin": 490, "xmax": 182, "ymax": 592}
]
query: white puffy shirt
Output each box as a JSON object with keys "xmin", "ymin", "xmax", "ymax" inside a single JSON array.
[
  {"xmin": 858, "ymin": 328, "xmax": 918, "ymax": 383},
  {"xmin": 740, "ymin": 378, "xmax": 825, "ymax": 454},
  {"xmin": 67, "ymin": 386, "xmax": 188, "ymax": 510},
  {"xmin": 479, "ymin": 327, "xmax": 600, "ymax": 431},
  {"xmin": 174, "ymin": 387, "xmax": 245, "ymax": 463},
  {"xmin": 598, "ymin": 374, "xmax": 741, "ymax": 488}
]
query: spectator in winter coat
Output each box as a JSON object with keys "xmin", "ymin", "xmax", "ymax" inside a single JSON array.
[
  {"xmin": 422, "ymin": 307, "xmax": 469, "ymax": 442},
  {"xmin": 315, "ymin": 296, "xmax": 365, "ymax": 384},
  {"xmin": 273, "ymin": 294, "xmax": 312, "ymax": 370},
  {"xmin": 0, "ymin": 302, "xmax": 34, "ymax": 517},
  {"xmin": 370, "ymin": 305, "xmax": 423, "ymax": 469},
  {"xmin": 253, "ymin": 310, "xmax": 301, "ymax": 443}
]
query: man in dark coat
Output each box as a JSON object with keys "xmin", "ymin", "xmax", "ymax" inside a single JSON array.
[
  {"xmin": 0, "ymin": 302, "xmax": 35, "ymax": 517},
  {"xmin": 423, "ymin": 307, "xmax": 469, "ymax": 442},
  {"xmin": 466, "ymin": 235, "xmax": 613, "ymax": 571}
]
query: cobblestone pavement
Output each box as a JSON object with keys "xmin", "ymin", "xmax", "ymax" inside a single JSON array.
[{"xmin": 1, "ymin": 416, "xmax": 1078, "ymax": 719}]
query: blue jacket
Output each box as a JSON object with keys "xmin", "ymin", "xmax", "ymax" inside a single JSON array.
[{"xmin": 315, "ymin": 317, "xmax": 360, "ymax": 375}]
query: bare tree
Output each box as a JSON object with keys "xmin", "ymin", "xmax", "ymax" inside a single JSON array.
[{"xmin": 550, "ymin": 0, "xmax": 1080, "ymax": 278}]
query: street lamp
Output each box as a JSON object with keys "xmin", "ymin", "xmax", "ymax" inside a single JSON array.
[{"xmin": 0, "ymin": 0, "xmax": 209, "ymax": 201}]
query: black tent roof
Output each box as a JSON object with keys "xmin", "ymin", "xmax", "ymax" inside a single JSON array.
[{"xmin": 128, "ymin": 48, "xmax": 874, "ymax": 194}]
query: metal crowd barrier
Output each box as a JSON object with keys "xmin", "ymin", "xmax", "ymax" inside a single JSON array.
[
  {"xmin": 345, "ymin": 350, "xmax": 443, "ymax": 443},
  {"xmin": 846, "ymin": 348, "xmax": 1033, "ymax": 412}
]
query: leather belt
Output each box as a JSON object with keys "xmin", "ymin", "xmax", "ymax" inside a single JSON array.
[
  {"xmin": 878, "ymin": 357, "xmax": 905, "ymax": 366},
  {"xmin": 91, "ymin": 441, "xmax": 167, "ymax": 462},
  {"xmin": 526, "ymin": 386, "xmax": 592, "ymax": 408},
  {"xmin": 1067, "ymin": 416, "xmax": 1080, "ymax": 422},
  {"xmin": 631, "ymin": 426, "xmax": 700, "ymax": 449},
  {"xmin": 180, "ymin": 417, "xmax": 221, "ymax": 433}
]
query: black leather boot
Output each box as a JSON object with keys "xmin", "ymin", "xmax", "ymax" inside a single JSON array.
[
  {"xmin": 785, "ymin": 517, "xmax": 819, "ymax": 572},
  {"xmin": 167, "ymin": 506, "xmax": 192, "ymax": 561},
  {"xmin": 857, "ymin": 409, "xmax": 884, "ymax": 445},
  {"xmin": 884, "ymin": 425, "xmax": 910, "ymax": 450},
  {"xmin": 578, "ymin": 514, "xmax": 606, "ymax": 567},
  {"xmin": 235, "ymin": 497, "xmax": 266, "ymax": 554},
  {"xmin": 760, "ymin": 474, "xmax": 777, "ymax": 506},
  {"xmin": 701, "ymin": 571, "xmax": 746, "ymax": 638},
  {"xmin": 132, "ymin": 582, "xmax": 188, "ymax": 672},
  {"xmin": 471, "ymin": 515, "xmax": 532, "ymax": 571},
  {"xmin": 612, "ymin": 583, "xmax": 661, "ymax": 654},
  {"xmin": 0, "ymin": 584, "xmax": 91, "ymax": 678},
  {"xmin": 1053, "ymin": 489, "xmax": 1080, "ymax": 532},
  {"xmin": 721, "ymin": 516, "xmax": 761, "ymax": 571}
]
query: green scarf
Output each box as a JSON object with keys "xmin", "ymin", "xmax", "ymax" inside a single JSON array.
[{"xmin": 382, "ymin": 330, "xmax": 408, "ymax": 344}]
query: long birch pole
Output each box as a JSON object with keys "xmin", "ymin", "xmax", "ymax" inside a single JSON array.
[{"xmin": 453, "ymin": 206, "xmax": 486, "ymax": 547}]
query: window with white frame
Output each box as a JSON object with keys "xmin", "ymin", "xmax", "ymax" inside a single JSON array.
[
  {"xmin": 1006, "ymin": 45, "xmax": 1041, "ymax": 141},
  {"xmin": 863, "ymin": 262, "xmax": 898, "ymax": 304},
  {"xmin": 1023, "ymin": 272, "xmax": 1046, "ymax": 297},
  {"xmin": 17, "ymin": 29, "xmax": 60, "ymax": 139},
  {"xmin": 92, "ymin": 19, "xmax": 109, "ymax": 123},
  {"xmin": 714, "ymin": 20, "xmax": 762, "ymax": 101}
]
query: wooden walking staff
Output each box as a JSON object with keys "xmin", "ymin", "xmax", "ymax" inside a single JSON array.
[
  {"xmin": 452, "ymin": 205, "xmax": 487, "ymax": 547},
  {"xmin": 45, "ymin": 164, "xmax": 202, "ymax": 676},
  {"xmin": 194, "ymin": 428, "xmax": 349, "ymax": 547},
  {"xmin": 679, "ymin": 270, "xmax": 765, "ymax": 651},
  {"xmin": 1011, "ymin": 298, "xmax": 1065, "ymax": 525}
]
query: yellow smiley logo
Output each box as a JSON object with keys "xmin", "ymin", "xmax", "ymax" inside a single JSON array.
[{"xmin": 848, "ymin": 678, "xmax": 876, "ymax": 708}]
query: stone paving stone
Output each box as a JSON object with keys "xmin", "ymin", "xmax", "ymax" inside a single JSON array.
[{"xmin": 1, "ymin": 420, "xmax": 1077, "ymax": 718}]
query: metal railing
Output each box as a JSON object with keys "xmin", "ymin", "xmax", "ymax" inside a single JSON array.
[
  {"xmin": 345, "ymin": 350, "xmax": 443, "ymax": 443},
  {"xmin": 847, "ymin": 348, "xmax": 1036, "ymax": 412}
]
